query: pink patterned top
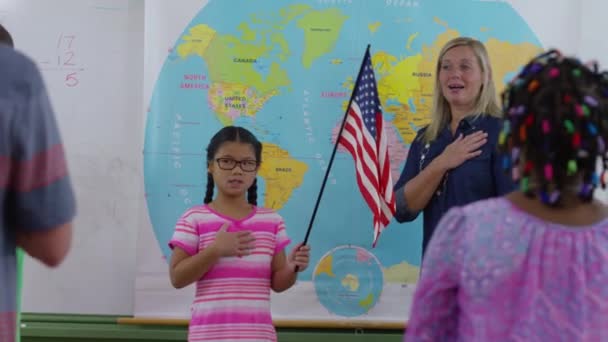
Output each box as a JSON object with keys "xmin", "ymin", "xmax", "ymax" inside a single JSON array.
[
  {"xmin": 406, "ymin": 197, "xmax": 608, "ymax": 342},
  {"xmin": 169, "ymin": 205, "xmax": 291, "ymax": 342}
]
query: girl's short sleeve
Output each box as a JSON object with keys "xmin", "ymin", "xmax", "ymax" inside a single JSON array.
[
  {"xmin": 274, "ymin": 216, "xmax": 291, "ymax": 255},
  {"xmin": 168, "ymin": 210, "xmax": 200, "ymax": 256}
]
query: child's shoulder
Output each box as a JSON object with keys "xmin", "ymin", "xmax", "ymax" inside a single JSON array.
[
  {"xmin": 253, "ymin": 206, "xmax": 281, "ymax": 216},
  {"xmin": 180, "ymin": 204, "xmax": 215, "ymax": 220},
  {"xmin": 457, "ymin": 197, "xmax": 512, "ymax": 228},
  {"xmin": 252, "ymin": 206, "xmax": 284, "ymax": 221}
]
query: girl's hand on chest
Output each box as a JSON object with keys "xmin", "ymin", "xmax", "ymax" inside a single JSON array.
[{"xmin": 212, "ymin": 222, "xmax": 256, "ymax": 257}]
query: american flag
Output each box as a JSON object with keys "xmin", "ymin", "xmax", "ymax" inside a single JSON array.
[{"xmin": 338, "ymin": 47, "xmax": 396, "ymax": 247}]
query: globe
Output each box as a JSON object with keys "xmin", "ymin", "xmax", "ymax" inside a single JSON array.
[{"xmin": 313, "ymin": 245, "xmax": 384, "ymax": 317}]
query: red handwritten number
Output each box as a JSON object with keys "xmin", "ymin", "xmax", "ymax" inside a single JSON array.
[
  {"xmin": 56, "ymin": 33, "xmax": 63, "ymax": 48},
  {"xmin": 64, "ymin": 35, "xmax": 76, "ymax": 49},
  {"xmin": 57, "ymin": 34, "xmax": 76, "ymax": 49},
  {"xmin": 56, "ymin": 34, "xmax": 80, "ymax": 87},
  {"xmin": 65, "ymin": 72, "xmax": 79, "ymax": 87},
  {"xmin": 63, "ymin": 51, "xmax": 75, "ymax": 66}
]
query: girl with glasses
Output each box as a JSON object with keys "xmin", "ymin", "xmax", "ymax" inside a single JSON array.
[{"xmin": 168, "ymin": 126, "xmax": 310, "ymax": 341}]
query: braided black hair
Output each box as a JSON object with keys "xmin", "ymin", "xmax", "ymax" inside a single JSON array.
[
  {"xmin": 247, "ymin": 179, "xmax": 258, "ymax": 206},
  {"xmin": 499, "ymin": 49, "xmax": 608, "ymax": 206},
  {"xmin": 204, "ymin": 126, "xmax": 262, "ymax": 205},
  {"xmin": 204, "ymin": 173, "xmax": 214, "ymax": 204}
]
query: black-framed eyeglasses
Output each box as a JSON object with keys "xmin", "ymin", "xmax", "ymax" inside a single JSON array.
[{"xmin": 215, "ymin": 158, "xmax": 259, "ymax": 172}]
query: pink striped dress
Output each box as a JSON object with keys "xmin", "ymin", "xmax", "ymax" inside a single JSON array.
[{"xmin": 169, "ymin": 205, "xmax": 291, "ymax": 342}]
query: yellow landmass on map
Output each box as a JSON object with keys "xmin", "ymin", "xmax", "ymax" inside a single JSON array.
[
  {"xmin": 270, "ymin": 32, "xmax": 291, "ymax": 61},
  {"xmin": 390, "ymin": 105, "xmax": 421, "ymax": 144},
  {"xmin": 176, "ymin": 24, "xmax": 216, "ymax": 57},
  {"xmin": 485, "ymin": 38, "xmax": 542, "ymax": 94},
  {"xmin": 383, "ymin": 261, "xmax": 420, "ymax": 283},
  {"xmin": 177, "ymin": 24, "xmax": 290, "ymax": 95},
  {"xmin": 406, "ymin": 32, "xmax": 419, "ymax": 51},
  {"xmin": 315, "ymin": 255, "xmax": 335, "ymax": 277},
  {"xmin": 434, "ymin": 16, "xmax": 449, "ymax": 28},
  {"xmin": 238, "ymin": 22, "xmax": 256, "ymax": 41},
  {"xmin": 341, "ymin": 274, "xmax": 360, "ymax": 292},
  {"xmin": 258, "ymin": 143, "xmax": 308, "ymax": 210},
  {"xmin": 359, "ymin": 293, "xmax": 375, "ymax": 309},
  {"xmin": 378, "ymin": 54, "xmax": 423, "ymax": 104},
  {"xmin": 297, "ymin": 9, "xmax": 348, "ymax": 68},
  {"xmin": 280, "ymin": 4, "xmax": 313, "ymax": 23},
  {"xmin": 368, "ymin": 22, "xmax": 381, "ymax": 34},
  {"xmin": 375, "ymin": 51, "xmax": 432, "ymax": 145},
  {"xmin": 207, "ymin": 83, "xmax": 276, "ymax": 126}
]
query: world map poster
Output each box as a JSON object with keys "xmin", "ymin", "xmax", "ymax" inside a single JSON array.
[{"xmin": 136, "ymin": 0, "xmax": 549, "ymax": 322}]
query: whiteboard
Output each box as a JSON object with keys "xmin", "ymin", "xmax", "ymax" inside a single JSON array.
[{"xmin": 0, "ymin": 0, "xmax": 145, "ymax": 315}]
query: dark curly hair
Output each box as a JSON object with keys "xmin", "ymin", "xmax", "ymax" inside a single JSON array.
[
  {"xmin": 499, "ymin": 49, "xmax": 608, "ymax": 206},
  {"xmin": 204, "ymin": 126, "xmax": 262, "ymax": 205},
  {"xmin": 0, "ymin": 24, "xmax": 14, "ymax": 47}
]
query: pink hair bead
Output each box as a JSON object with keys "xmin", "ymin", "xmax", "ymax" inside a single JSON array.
[{"xmin": 545, "ymin": 164, "xmax": 553, "ymax": 181}]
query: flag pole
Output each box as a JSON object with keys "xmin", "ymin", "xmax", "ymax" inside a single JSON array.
[{"xmin": 299, "ymin": 44, "xmax": 372, "ymax": 253}]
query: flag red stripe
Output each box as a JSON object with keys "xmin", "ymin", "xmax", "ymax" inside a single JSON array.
[{"xmin": 339, "ymin": 105, "xmax": 386, "ymax": 224}]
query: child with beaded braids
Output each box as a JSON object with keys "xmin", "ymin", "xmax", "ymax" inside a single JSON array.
[
  {"xmin": 405, "ymin": 50, "xmax": 608, "ymax": 341},
  {"xmin": 168, "ymin": 126, "xmax": 310, "ymax": 342}
]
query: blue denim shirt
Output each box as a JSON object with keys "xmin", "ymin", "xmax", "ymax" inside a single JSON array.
[{"xmin": 393, "ymin": 115, "xmax": 515, "ymax": 255}]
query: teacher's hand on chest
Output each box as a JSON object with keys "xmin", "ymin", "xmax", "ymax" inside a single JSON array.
[{"xmin": 435, "ymin": 131, "xmax": 488, "ymax": 170}]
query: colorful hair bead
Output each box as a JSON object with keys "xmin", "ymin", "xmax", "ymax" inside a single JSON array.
[
  {"xmin": 575, "ymin": 105, "xmax": 584, "ymax": 117},
  {"xmin": 539, "ymin": 191, "xmax": 549, "ymax": 204},
  {"xmin": 549, "ymin": 190, "xmax": 560, "ymax": 204},
  {"xmin": 544, "ymin": 163, "xmax": 553, "ymax": 180},
  {"xmin": 502, "ymin": 155, "xmax": 510, "ymax": 170},
  {"xmin": 528, "ymin": 79, "xmax": 540, "ymax": 92},
  {"xmin": 572, "ymin": 68, "xmax": 582, "ymax": 77},
  {"xmin": 511, "ymin": 147, "xmax": 520, "ymax": 161},
  {"xmin": 512, "ymin": 167, "xmax": 520, "ymax": 181},
  {"xmin": 588, "ymin": 122, "xmax": 598, "ymax": 136},
  {"xmin": 578, "ymin": 149, "xmax": 589, "ymax": 158},
  {"xmin": 542, "ymin": 120, "xmax": 550, "ymax": 133},
  {"xmin": 548, "ymin": 68, "xmax": 560, "ymax": 78},
  {"xmin": 598, "ymin": 136, "xmax": 606, "ymax": 153},
  {"xmin": 525, "ymin": 115, "xmax": 534, "ymax": 126},
  {"xmin": 519, "ymin": 125, "xmax": 527, "ymax": 141},
  {"xmin": 539, "ymin": 190, "xmax": 560, "ymax": 205},
  {"xmin": 584, "ymin": 95, "xmax": 599, "ymax": 107},
  {"xmin": 564, "ymin": 120, "xmax": 575, "ymax": 133},
  {"xmin": 521, "ymin": 177, "xmax": 529, "ymax": 192},
  {"xmin": 527, "ymin": 63, "xmax": 543, "ymax": 75},
  {"xmin": 524, "ymin": 160, "xmax": 534, "ymax": 174},
  {"xmin": 499, "ymin": 131, "xmax": 507, "ymax": 145},
  {"xmin": 592, "ymin": 172, "xmax": 600, "ymax": 186},
  {"xmin": 579, "ymin": 183, "xmax": 593, "ymax": 198},
  {"xmin": 582, "ymin": 105, "xmax": 590, "ymax": 116},
  {"xmin": 567, "ymin": 160, "xmax": 578, "ymax": 175},
  {"xmin": 563, "ymin": 94, "xmax": 573, "ymax": 103},
  {"xmin": 572, "ymin": 132, "xmax": 581, "ymax": 147}
]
